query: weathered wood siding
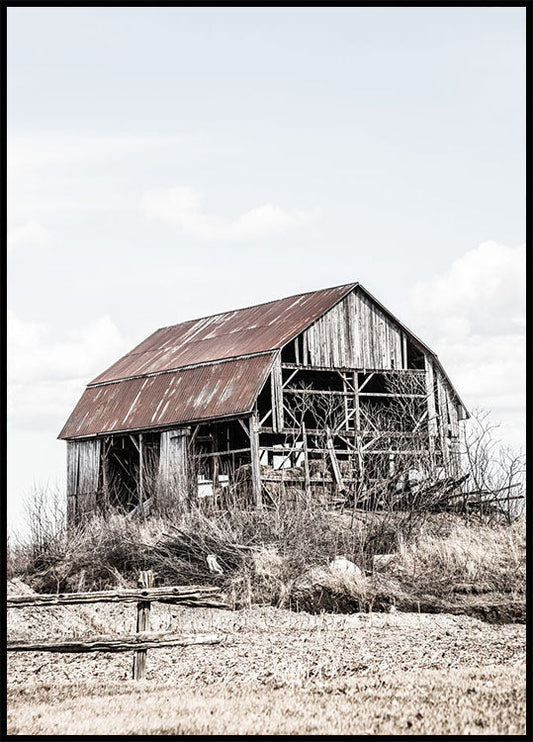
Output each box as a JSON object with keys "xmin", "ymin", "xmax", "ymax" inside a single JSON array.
[
  {"xmin": 158, "ymin": 428, "xmax": 190, "ymax": 497},
  {"xmin": 302, "ymin": 290, "xmax": 403, "ymax": 369},
  {"xmin": 67, "ymin": 439, "xmax": 101, "ymax": 521},
  {"xmin": 270, "ymin": 354, "xmax": 284, "ymax": 432}
]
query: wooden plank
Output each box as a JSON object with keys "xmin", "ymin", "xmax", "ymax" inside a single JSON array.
[
  {"xmin": 8, "ymin": 585, "xmax": 225, "ymax": 608},
  {"xmin": 138, "ymin": 433, "xmax": 144, "ymax": 510},
  {"xmin": 249, "ymin": 412, "xmax": 262, "ymax": 508},
  {"xmin": 425, "ymin": 358, "xmax": 437, "ymax": 464},
  {"xmin": 282, "ymin": 368, "xmax": 299, "ymax": 389},
  {"xmin": 357, "ymin": 372, "xmax": 375, "ymax": 392},
  {"xmin": 8, "ymin": 633, "xmax": 224, "ymax": 654},
  {"xmin": 280, "ymin": 362, "xmax": 425, "ymax": 375},
  {"xmin": 192, "ymin": 447, "xmax": 251, "ymax": 459},
  {"xmin": 436, "ymin": 375, "xmax": 450, "ymax": 472},
  {"xmin": 302, "ymin": 422, "xmax": 311, "ymax": 496},
  {"xmin": 270, "ymin": 354, "xmax": 284, "ymax": 432},
  {"xmin": 129, "ymin": 434, "xmax": 140, "ymax": 454},
  {"xmin": 326, "ymin": 428, "xmax": 345, "ymax": 491}
]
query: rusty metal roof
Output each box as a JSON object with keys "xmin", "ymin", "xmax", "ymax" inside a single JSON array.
[
  {"xmin": 60, "ymin": 284, "xmax": 356, "ymax": 439},
  {"xmin": 91, "ymin": 284, "xmax": 356, "ymax": 384},
  {"xmin": 59, "ymin": 282, "xmax": 467, "ymax": 439},
  {"xmin": 59, "ymin": 353, "xmax": 276, "ymax": 439}
]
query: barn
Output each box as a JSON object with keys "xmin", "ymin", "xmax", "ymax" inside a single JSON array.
[{"xmin": 59, "ymin": 282, "xmax": 468, "ymax": 522}]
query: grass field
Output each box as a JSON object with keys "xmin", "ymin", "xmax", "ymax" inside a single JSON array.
[
  {"xmin": 7, "ymin": 603, "xmax": 526, "ymax": 735},
  {"xmin": 8, "ymin": 665, "xmax": 525, "ymax": 735},
  {"xmin": 7, "ymin": 508, "xmax": 525, "ymax": 734}
]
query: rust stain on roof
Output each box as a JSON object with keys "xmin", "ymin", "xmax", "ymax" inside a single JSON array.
[
  {"xmin": 59, "ymin": 354, "xmax": 276, "ymax": 439},
  {"xmin": 91, "ymin": 284, "xmax": 356, "ymax": 384}
]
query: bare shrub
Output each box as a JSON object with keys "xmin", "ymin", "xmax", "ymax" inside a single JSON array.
[
  {"xmin": 460, "ymin": 408, "xmax": 525, "ymax": 523},
  {"xmin": 23, "ymin": 482, "xmax": 66, "ymax": 557}
]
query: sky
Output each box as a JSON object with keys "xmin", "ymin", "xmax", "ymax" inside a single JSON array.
[{"xmin": 7, "ymin": 7, "xmax": 526, "ymax": 536}]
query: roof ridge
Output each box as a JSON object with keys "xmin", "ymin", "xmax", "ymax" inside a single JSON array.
[{"xmin": 155, "ymin": 282, "xmax": 358, "ymax": 332}]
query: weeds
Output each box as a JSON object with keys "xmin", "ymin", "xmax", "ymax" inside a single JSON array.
[{"xmin": 7, "ymin": 490, "xmax": 526, "ymax": 621}]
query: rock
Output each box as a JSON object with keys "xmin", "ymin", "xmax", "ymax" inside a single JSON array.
[{"xmin": 329, "ymin": 556, "xmax": 362, "ymax": 578}]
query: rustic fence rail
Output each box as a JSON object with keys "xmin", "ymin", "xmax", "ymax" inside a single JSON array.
[
  {"xmin": 7, "ymin": 633, "xmax": 224, "ymax": 654},
  {"xmin": 7, "ymin": 571, "xmax": 227, "ymax": 680},
  {"xmin": 7, "ymin": 585, "xmax": 225, "ymax": 608}
]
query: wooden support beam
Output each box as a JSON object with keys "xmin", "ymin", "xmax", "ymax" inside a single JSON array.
[
  {"xmin": 129, "ymin": 434, "xmax": 140, "ymax": 454},
  {"xmin": 358, "ymin": 372, "xmax": 375, "ymax": 392},
  {"xmin": 342, "ymin": 375, "xmax": 349, "ymax": 431},
  {"xmin": 336, "ymin": 434, "xmax": 356, "ymax": 451},
  {"xmin": 282, "ymin": 368, "xmax": 299, "ymax": 389},
  {"xmin": 282, "ymin": 401, "xmax": 301, "ymax": 428},
  {"xmin": 133, "ymin": 570, "xmax": 153, "ymax": 680},
  {"xmin": 192, "ymin": 447, "xmax": 251, "ymax": 459},
  {"xmin": 353, "ymin": 371, "xmax": 364, "ymax": 479},
  {"xmin": 326, "ymin": 427, "xmax": 345, "ymax": 492},
  {"xmin": 337, "ymin": 370, "xmax": 356, "ymax": 393},
  {"xmin": 437, "ymin": 376, "xmax": 450, "ymax": 472},
  {"xmin": 270, "ymin": 355, "xmax": 284, "ymax": 432},
  {"xmin": 188, "ymin": 425, "xmax": 200, "ymax": 449},
  {"xmin": 425, "ymin": 359, "xmax": 437, "ymax": 464},
  {"xmin": 138, "ymin": 433, "xmax": 144, "ymax": 511},
  {"xmin": 102, "ymin": 437, "xmax": 109, "ymax": 503},
  {"xmin": 302, "ymin": 422, "xmax": 311, "ymax": 497},
  {"xmin": 259, "ymin": 408, "xmax": 273, "ymax": 427},
  {"xmin": 249, "ymin": 412, "xmax": 262, "ymax": 508},
  {"xmin": 281, "ymin": 363, "xmax": 425, "ymax": 376}
]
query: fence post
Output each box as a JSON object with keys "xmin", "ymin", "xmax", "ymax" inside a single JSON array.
[{"xmin": 132, "ymin": 570, "xmax": 154, "ymax": 680}]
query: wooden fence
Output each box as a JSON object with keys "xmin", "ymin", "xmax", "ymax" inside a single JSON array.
[{"xmin": 7, "ymin": 571, "xmax": 227, "ymax": 680}]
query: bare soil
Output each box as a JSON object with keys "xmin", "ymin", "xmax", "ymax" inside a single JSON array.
[{"xmin": 7, "ymin": 580, "xmax": 525, "ymax": 735}]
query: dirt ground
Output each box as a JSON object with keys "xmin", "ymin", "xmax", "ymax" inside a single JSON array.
[{"xmin": 7, "ymin": 580, "xmax": 526, "ymax": 735}]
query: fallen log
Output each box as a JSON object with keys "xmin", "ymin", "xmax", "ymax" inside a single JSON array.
[
  {"xmin": 7, "ymin": 632, "xmax": 224, "ymax": 653},
  {"xmin": 7, "ymin": 585, "xmax": 227, "ymax": 609}
]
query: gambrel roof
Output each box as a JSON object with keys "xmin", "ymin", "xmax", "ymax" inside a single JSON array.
[{"xmin": 59, "ymin": 283, "xmax": 466, "ymax": 439}]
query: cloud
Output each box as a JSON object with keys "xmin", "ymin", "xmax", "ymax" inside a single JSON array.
[
  {"xmin": 7, "ymin": 219, "xmax": 52, "ymax": 251},
  {"xmin": 8, "ymin": 132, "xmax": 180, "ymax": 222},
  {"xmin": 411, "ymin": 241, "xmax": 525, "ymax": 339},
  {"xmin": 408, "ymin": 241, "xmax": 526, "ymax": 449},
  {"xmin": 140, "ymin": 185, "xmax": 310, "ymax": 240},
  {"xmin": 9, "ymin": 132, "xmax": 179, "ymax": 171},
  {"xmin": 8, "ymin": 312, "xmax": 128, "ymax": 431}
]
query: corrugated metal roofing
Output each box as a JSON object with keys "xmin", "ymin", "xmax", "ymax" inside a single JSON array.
[
  {"xmin": 59, "ymin": 281, "xmax": 467, "ymax": 439},
  {"xmin": 91, "ymin": 284, "xmax": 356, "ymax": 384},
  {"xmin": 59, "ymin": 354, "xmax": 275, "ymax": 439}
]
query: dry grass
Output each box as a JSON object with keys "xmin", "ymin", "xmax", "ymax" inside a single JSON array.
[
  {"xmin": 7, "ymin": 602, "xmax": 526, "ymax": 735},
  {"xmin": 8, "ymin": 665, "xmax": 525, "ymax": 735},
  {"xmin": 395, "ymin": 514, "xmax": 526, "ymax": 598},
  {"xmin": 8, "ymin": 503, "xmax": 526, "ymax": 621}
]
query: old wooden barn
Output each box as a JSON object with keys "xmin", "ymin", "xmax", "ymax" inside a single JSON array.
[{"xmin": 59, "ymin": 283, "xmax": 468, "ymax": 521}]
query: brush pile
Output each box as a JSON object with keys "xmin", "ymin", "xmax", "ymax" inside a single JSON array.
[{"xmin": 149, "ymin": 522, "xmax": 254, "ymax": 586}]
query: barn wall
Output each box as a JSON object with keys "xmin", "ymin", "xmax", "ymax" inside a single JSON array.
[
  {"xmin": 158, "ymin": 428, "xmax": 190, "ymax": 498},
  {"xmin": 66, "ymin": 439, "xmax": 101, "ymax": 522},
  {"xmin": 302, "ymin": 290, "xmax": 404, "ymax": 370}
]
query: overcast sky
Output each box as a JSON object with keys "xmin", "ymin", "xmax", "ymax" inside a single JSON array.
[{"xmin": 7, "ymin": 7, "xmax": 526, "ymax": 535}]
